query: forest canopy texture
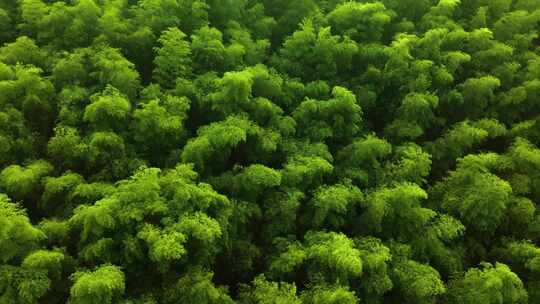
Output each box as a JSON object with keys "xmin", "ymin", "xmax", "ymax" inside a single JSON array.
[{"xmin": 1, "ymin": 0, "xmax": 540, "ymax": 303}]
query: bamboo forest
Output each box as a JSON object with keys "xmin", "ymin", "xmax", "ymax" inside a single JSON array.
[{"xmin": 1, "ymin": 0, "xmax": 540, "ymax": 303}]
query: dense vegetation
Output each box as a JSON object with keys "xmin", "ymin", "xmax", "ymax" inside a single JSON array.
[{"xmin": 1, "ymin": 0, "xmax": 540, "ymax": 303}]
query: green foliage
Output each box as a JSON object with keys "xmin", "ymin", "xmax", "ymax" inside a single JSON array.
[
  {"xmin": 69, "ymin": 265, "xmax": 125, "ymax": 304},
  {"xmin": 137, "ymin": 224, "xmax": 187, "ymax": 265},
  {"xmin": 153, "ymin": 27, "xmax": 192, "ymax": 87},
  {"xmin": 22, "ymin": 250, "xmax": 65, "ymax": 278},
  {"xmin": 327, "ymin": 2, "xmax": 394, "ymax": 42},
  {"xmin": 260, "ymin": 189, "xmax": 304, "ymax": 239},
  {"xmin": 0, "ymin": 160, "xmax": 53, "ymax": 201},
  {"xmin": 355, "ymin": 237, "xmax": 393, "ymax": 300},
  {"xmin": 212, "ymin": 164, "xmax": 282, "ymax": 202},
  {"xmin": 459, "ymin": 76, "xmax": 501, "ymax": 118},
  {"xmin": 410, "ymin": 214, "xmax": 465, "ymax": 276},
  {"xmin": 1, "ymin": 0, "xmax": 540, "ymax": 302},
  {"xmin": 382, "ymin": 143, "xmax": 432, "ymax": 185},
  {"xmin": 0, "ymin": 194, "xmax": 45, "ymax": 262},
  {"xmin": 432, "ymin": 154, "xmax": 513, "ymax": 235},
  {"xmin": 0, "ymin": 36, "xmax": 46, "ymax": 67},
  {"xmin": 131, "ymin": 94, "xmax": 190, "ymax": 162},
  {"xmin": 0, "ymin": 107, "xmax": 35, "ymax": 166},
  {"xmin": 271, "ymin": 231, "xmax": 362, "ymax": 283},
  {"xmin": 306, "ymin": 182, "xmax": 363, "ymax": 229},
  {"xmin": 386, "ymin": 93, "xmax": 439, "ymax": 140},
  {"xmin": 360, "ymin": 182, "xmax": 435, "ymax": 240},
  {"xmin": 90, "ymin": 46, "xmax": 140, "ymax": 98},
  {"xmin": 293, "ymin": 86, "xmax": 363, "ymax": 142},
  {"xmin": 83, "ymin": 87, "xmax": 131, "ymax": 131},
  {"xmin": 446, "ymin": 263, "xmax": 528, "ymax": 304},
  {"xmin": 301, "ymin": 284, "xmax": 359, "ymax": 304},
  {"xmin": 239, "ymin": 275, "xmax": 300, "ymax": 304},
  {"xmin": 182, "ymin": 115, "xmax": 280, "ymax": 173},
  {"xmin": 41, "ymin": 172, "xmax": 85, "ymax": 216},
  {"xmin": 0, "ymin": 264, "xmax": 52, "ymax": 304},
  {"xmin": 39, "ymin": 219, "xmax": 70, "ymax": 246},
  {"xmin": 391, "ymin": 260, "xmax": 446, "ymax": 304},
  {"xmin": 276, "ymin": 20, "xmax": 358, "ymax": 81},
  {"xmin": 282, "ymin": 156, "xmax": 333, "ymax": 189},
  {"xmin": 164, "ymin": 267, "xmax": 234, "ymax": 304},
  {"xmin": 191, "ymin": 26, "xmax": 227, "ymax": 73},
  {"xmin": 426, "ymin": 119, "xmax": 506, "ymax": 172},
  {"xmin": 336, "ymin": 134, "xmax": 392, "ymax": 186}
]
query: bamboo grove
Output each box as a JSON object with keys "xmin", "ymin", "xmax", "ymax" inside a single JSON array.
[{"xmin": 1, "ymin": 0, "xmax": 540, "ymax": 303}]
